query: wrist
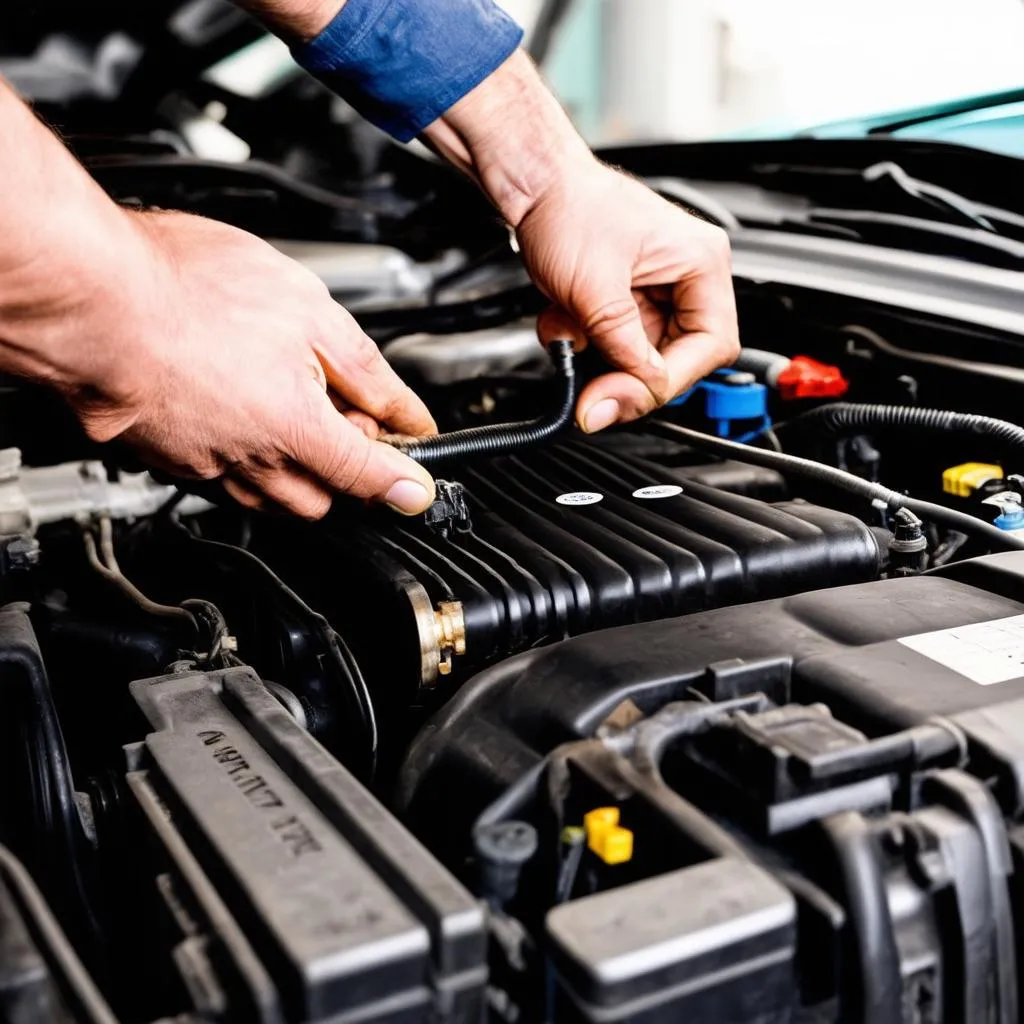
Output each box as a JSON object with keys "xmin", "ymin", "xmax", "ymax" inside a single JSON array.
[
  {"xmin": 424, "ymin": 50, "xmax": 593, "ymax": 228},
  {"xmin": 236, "ymin": 0, "xmax": 346, "ymax": 42}
]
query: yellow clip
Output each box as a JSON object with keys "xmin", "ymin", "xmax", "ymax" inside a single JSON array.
[
  {"xmin": 942, "ymin": 462, "xmax": 1003, "ymax": 498},
  {"xmin": 583, "ymin": 807, "xmax": 634, "ymax": 865}
]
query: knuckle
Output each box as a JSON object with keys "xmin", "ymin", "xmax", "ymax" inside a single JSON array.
[
  {"xmin": 703, "ymin": 223, "xmax": 732, "ymax": 264},
  {"xmin": 376, "ymin": 384, "xmax": 419, "ymax": 425},
  {"xmin": 375, "ymin": 394, "xmax": 403, "ymax": 424},
  {"xmin": 349, "ymin": 330, "xmax": 383, "ymax": 375},
  {"xmin": 76, "ymin": 400, "xmax": 138, "ymax": 445},
  {"xmin": 180, "ymin": 450, "xmax": 226, "ymax": 481},
  {"xmin": 320, "ymin": 435, "xmax": 373, "ymax": 493},
  {"xmin": 297, "ymin": 491, "xmax": 333, "ymax": 521},
  {"xmin": 284, "ymin": 257, "xmax": 324, "ymax": 292},
  {"xmin": 193, "ymin": 462, "xmax": 222, "ymax": 482},
  {"xmin": 80, "ymin": 416, "xmax": 121, "ymax": 445},
  {"xmin": 238, "ymin": 449, "xmax": 286, "ymax": 479},
  {"xmin": 584, "ymin": 298, "xmax": 642, "ymax": 344},
  {"xmin": 620, "ymin": 391, "xmax": 659, "ymax": 423},
  {"xmin": 307, "ymin": 273, "xmax": 331, "ymax": 300}
]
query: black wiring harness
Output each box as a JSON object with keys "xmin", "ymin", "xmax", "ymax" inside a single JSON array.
[
  {"xmin": 777, "ymin": 402, "xmax": 1024, "ymax": 452},
  {"xmin": 651, "ymin": 420, "xmax": 1024, "ymax": 552},
  {"xmin": 394, "ymin": 339, "xmax": 576, "ymax": 466}
]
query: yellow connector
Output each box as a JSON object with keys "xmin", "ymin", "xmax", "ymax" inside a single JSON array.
[
  {"xmin": 943, "ymin": 462, "xmax": 1003, "ymax": 498},
  {"xmin": 583, "ymin": 807, "xmax": 634, "ymax": 865},
  {"xmin": 591, "ymin": 825, "xmax": 634, "ymax": 865},
  {"xmin": 583, "ymin": 807, "xmax": 619, "ymax": 831}
]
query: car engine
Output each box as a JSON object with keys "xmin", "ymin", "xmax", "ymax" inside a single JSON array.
[
  {"xmin": 8, "ymin": 299, "xmax": 1024, "ymax": 1023},
  {"xmin": 6, "ymin": 11, "xmax": 1024, "ymax": 1021}
]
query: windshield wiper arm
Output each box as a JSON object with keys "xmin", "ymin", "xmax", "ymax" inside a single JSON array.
[{"xmin": 863, "ymin": 161, "xmax": 1008, "ymax": 233}]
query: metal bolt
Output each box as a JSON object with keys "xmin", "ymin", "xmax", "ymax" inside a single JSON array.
[{"xmin": 474, "ymin": 820, "xmax": 539, "ymax": 908}]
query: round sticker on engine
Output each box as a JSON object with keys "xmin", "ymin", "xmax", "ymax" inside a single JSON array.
[
  {"xmin": 555, "ymin": 491, "xmax": 604, "ymax": 506},
  {"xmin": 632, "ymin": 484, "xmax": 683, "ymax": 500}
]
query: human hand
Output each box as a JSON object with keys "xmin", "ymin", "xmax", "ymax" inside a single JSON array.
[
  {"xmin": 424, "ymin": 51, "xmax": 738, "ymax": 434},
  {"xmin": 62, "ymin": 211, "xmax": 438, "ymax": 518},
  {"xmin": 519, "ymin": 159, "xmax": 740, "ymax": 433}
]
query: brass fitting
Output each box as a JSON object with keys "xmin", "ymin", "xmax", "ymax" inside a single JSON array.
[
  {"xmin": 410, "ymin": 588, "xmax": 468, "ymax": 687},
  {"xmin": 433, "ymin": 601, "xmax": 466, "ymax": 676}
]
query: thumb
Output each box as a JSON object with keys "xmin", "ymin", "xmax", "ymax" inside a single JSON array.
[{"xmin": 293, "ymin": 394, "xmax": 436, "ymax": 514}]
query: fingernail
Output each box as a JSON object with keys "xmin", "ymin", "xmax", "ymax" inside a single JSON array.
[
  {"xmin": 583, "ymin": 398, "xmax": 620, "ymax": 434},
  {"xmin": 385, "ymin": 479, "xmax": 432, "ymax": 515}
]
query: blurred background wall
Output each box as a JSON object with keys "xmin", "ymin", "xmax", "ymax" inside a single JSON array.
[{"xmin": 499, "ymin": 0, "xmax": 1024, "ymax": 143}]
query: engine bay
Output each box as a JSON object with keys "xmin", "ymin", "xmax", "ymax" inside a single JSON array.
[
  {"xmin": 6, "ymin": 16, "xmax": 1024, "ymax": 1019},
  {"xmin": 8, "ymin": 284, "xmax": 1024, "ymax": 1023}
]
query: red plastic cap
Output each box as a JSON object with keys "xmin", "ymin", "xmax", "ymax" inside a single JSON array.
[{"xmin": 776, "ymin": 356, "xmax": 848, "ymax": 400}]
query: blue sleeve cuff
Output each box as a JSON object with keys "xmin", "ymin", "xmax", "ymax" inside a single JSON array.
[{"xmin": 293, "ymin": 0, "xmax": 524, "ymax": 143}]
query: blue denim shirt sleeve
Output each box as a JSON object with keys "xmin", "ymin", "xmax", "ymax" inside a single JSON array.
[{"xmin": 293, "ymin": 0, "xmax": 524, "ymax": 143}]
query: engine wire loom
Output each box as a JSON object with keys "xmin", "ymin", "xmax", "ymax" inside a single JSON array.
[{"xmin": 394, "ymin": 338, "xmax": 577, "ymax": 466}]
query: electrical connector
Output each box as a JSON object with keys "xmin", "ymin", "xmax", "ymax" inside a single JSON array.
[{"xmin": 583, "ymin": 807, "xmax": 634, "ymax": 865}]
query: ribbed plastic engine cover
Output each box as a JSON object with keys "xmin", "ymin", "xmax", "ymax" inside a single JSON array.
[{"xmin": 272, "ymin": 435, "xmax": 882, "ymax": 694}]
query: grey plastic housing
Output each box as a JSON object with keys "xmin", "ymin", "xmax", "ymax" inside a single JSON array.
[{"xmin": 126, "ymin": 666, "xmax": 486, "ymax": 1023}]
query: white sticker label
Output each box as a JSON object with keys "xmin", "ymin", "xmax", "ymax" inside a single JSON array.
[
  {"xmin": 898, "ymin": 614, "xmax": 1024, "ymax": 685},
  {"xmin": 555, "ymin": 491, "xmax": 603, "ymax": 507},
  {"xmin": 632, "ymin": 484, "xmax": 684, "ymax": 500}
]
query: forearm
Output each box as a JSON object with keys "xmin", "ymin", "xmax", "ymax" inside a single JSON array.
[
  {"xmin": 0, "ymin": 81, "xmax": 146, "ymax": 397},
  {"xmin": 0, "ymin": 82, "xmax": 438, "ymax": 514},
  {"xmin": 422, "ymin": 50, "xmax": 592, "ymax": 229}
]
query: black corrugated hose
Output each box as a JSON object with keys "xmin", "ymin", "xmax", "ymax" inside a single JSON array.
[
  {"xmin": 733, "ymin": 347, "xmax": 791, "ymax": 385},
  {"xmin": 395, "ymin": 339, "xmax": 577, "ymax": 466},
  {"xmin": 780, "ymin": 402, "xmax": 1024, "ymax": 450},
  {"xmin": 651, "ymin": 421, "xmax": 1024, "ymax": 551}
]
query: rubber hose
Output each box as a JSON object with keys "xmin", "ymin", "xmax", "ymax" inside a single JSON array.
[
  {"xmin": 733, "ymin": 348, "xmax": 792, "ymax": 387},
  {"xmin": 396, "ymin": 339, "xmax": 576, "ymax": 466},
  {"xmin": 651, "ymin": 421, "xmax": 1024, "ymax": 551},
  {"xmin": 782, "ymin": 402, "xmax": 1024, "ymax": 450}
]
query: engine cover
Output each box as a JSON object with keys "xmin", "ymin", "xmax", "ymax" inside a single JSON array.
[{"xmin": 256, "ymin": 434, "xmax": 881, "ymax": 695}]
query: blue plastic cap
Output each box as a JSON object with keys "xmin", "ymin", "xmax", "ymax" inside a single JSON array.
[{"xmin": 994, "ymin": 509, "xmax": 1024, "ymax": 531}]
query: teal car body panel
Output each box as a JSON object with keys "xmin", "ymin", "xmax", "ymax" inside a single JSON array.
[{"xmin": 794, "ymin": 88, "xmax": 1024, "ymax": 159}]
